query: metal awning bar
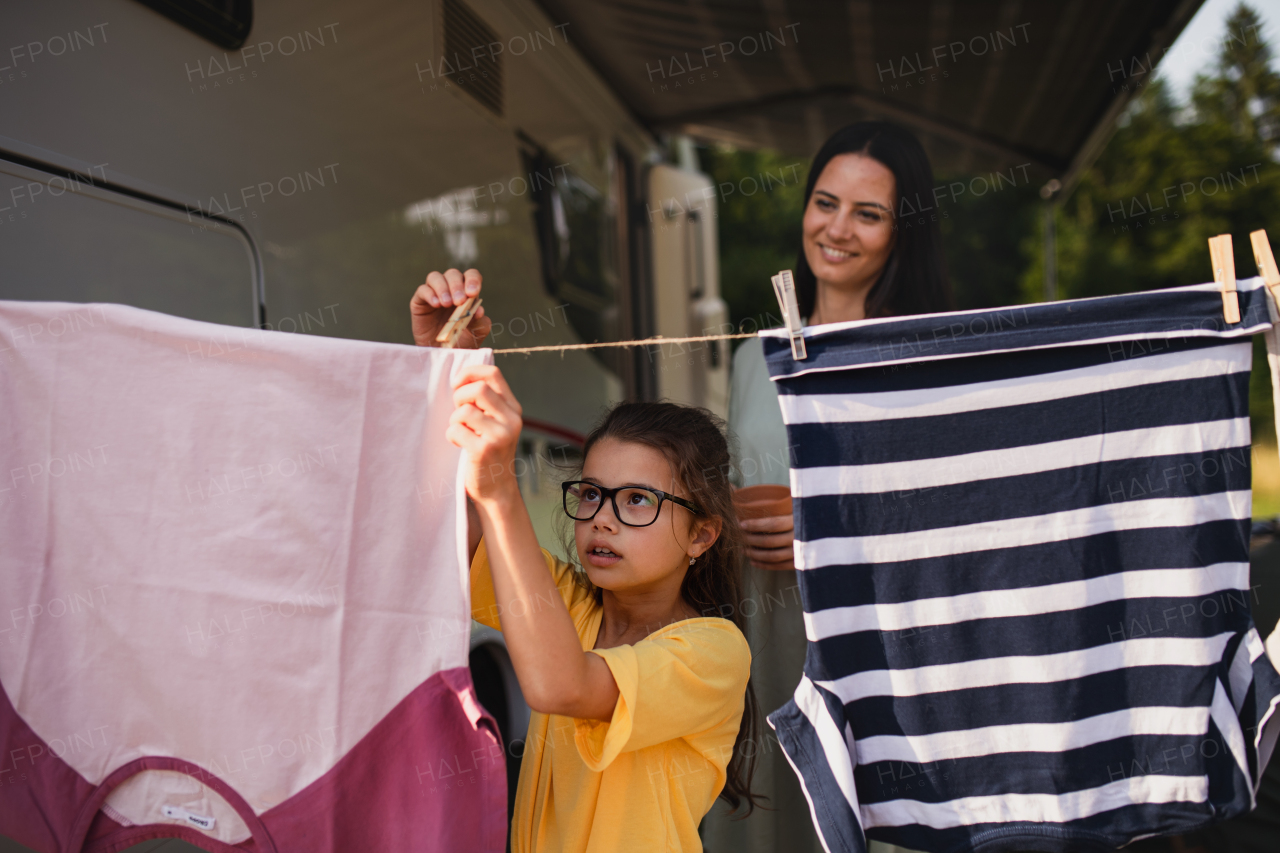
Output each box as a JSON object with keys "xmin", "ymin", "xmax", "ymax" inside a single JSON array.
[{"xmin": 653, "ymin": 84, "xmax": 1067, "ymax": 173}]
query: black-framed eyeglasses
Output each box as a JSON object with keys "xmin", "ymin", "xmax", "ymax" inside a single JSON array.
[{"xmin": 561, "ymin": 480, "xmax": 701, "ymax": 528}]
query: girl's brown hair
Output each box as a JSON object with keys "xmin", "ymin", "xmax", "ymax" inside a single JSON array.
[{"xmin": 565, "ymin": 401, "xmax": 765, "ymax": 816}]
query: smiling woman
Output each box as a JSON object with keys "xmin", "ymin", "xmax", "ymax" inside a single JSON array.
[
  {"xmin": 731, "ymin": 120, "xmax": 955, "ymax": 568},
  {"xmin": 802, "ymin": 153, "xmax": 899, "ymax": 324},
  {"xmin": 796, "ymin": 121, "xmax": 954, "ymax": 322},
  {"xmin": 709, "ymin": 121, "xmax": 955, "ymax": 853}
]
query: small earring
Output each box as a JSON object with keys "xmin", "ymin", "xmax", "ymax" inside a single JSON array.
[{"xmin": 689, "ymin": 557, "xmax": 696, "ymax": 565}]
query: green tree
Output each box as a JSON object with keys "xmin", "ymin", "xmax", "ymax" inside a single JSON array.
[
  {"xmin": 1020, "ymin": 3, "xmax": 1280, "ymax": 446},
  {"xmin": 939, "ymin": 181, "xmax": 1042, "ymax": 310},
  {"xmin": 696, "ymin": 145, "xmax": 808, "ymax": 345},
  {"xmin": 1026, "ymin": 4, "xmax": 1280, "ymax": 306},
  {"xmin": 1193, "ymin": 4, "xmax": 1280, "ymax": 147},
  {"xmin": 704, "ymin": 3, "xmax": 1280, "ymax": 388},
  {"xmin": 699, "ymin": 3, "xmax": 1280, "ymax": 515}
]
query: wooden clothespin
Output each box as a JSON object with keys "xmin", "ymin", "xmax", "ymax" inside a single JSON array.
[
  {"xmin": 1251, "ymin": 229, "xmax": 1280, "ymax": 304},
  {"xmin": 1208, "ymin": 234, "xmax": 1240, "ymax": 324},
  {"xmin": 771, "ymin": 269, "xmax": 807, "ymax": 360},
  {"xmin": 435, "ymin": 296, "xmax": 483, "ymax": 348}
]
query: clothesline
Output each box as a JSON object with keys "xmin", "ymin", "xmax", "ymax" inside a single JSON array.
[{"xmin": 489, "ymin": 331, "xmax": 759, "ymax": 355}]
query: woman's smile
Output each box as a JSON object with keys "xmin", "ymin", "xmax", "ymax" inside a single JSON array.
[{"xmin": 818, "ymin": 243, "xmax": 857, "ymax": 263}]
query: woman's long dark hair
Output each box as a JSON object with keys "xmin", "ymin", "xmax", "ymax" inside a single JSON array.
[
  {"xmin": 566, "ymin": 401, "xmax": 765, "ymax": 816},
  {"xmin": 796, "ymin": 121, "xmax": 953, "ymax": 319}
]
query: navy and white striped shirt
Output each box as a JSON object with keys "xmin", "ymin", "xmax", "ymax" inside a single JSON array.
[{"xmin": 762, "ymin": 277, "xmax": 1280, "ymax": 853}]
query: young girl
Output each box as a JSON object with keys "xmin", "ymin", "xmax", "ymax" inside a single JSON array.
[{"xmin": 411, "ymin": 269, "xmax": 763, "ymax": 852}]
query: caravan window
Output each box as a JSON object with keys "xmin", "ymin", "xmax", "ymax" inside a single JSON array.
[
  {"xmin": 521, "ymin": 140, "xmax": 623, "ymax": 376},
  {"xmin": 0, "ymin": 159, "xmax": 258, "ymax": 328}
]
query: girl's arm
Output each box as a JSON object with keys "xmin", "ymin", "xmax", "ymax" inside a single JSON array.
[
  {"xmin": 448, "ymin": 364, "xmax": 621, "ymax": 724},
  {"xmin": 414, "ymin": 268, "xmax": 619, "ymax": 720},
  {"xmin": 411, "ymin": 267, "xmax": 491, "ymax": 567}
]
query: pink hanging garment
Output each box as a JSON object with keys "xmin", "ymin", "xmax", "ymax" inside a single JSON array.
[{"xmin": 0, "ymin": 301, "xmax": 506, "ymax": 852}]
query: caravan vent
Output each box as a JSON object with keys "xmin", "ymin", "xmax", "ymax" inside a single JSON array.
[
  {"xmin": 442, "ymin": 0, "xmax": 504, "ymax": 116},
  {"xmin": 134, "ymin": 0, "xmax": 253, "ymax": 49}
]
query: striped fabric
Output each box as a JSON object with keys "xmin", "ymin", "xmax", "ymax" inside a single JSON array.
[{"xmin": 760, "ymin": 277, "xmax": 1280, "ymax": 853}]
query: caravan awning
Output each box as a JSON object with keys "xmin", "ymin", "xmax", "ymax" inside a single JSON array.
[{"xmin": 536, "ymin": 0, "xmax": 1203, "ymax": 187}]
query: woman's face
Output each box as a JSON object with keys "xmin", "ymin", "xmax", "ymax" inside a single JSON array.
[
  {"xmin": 573, "ymin": 437, "xmax": 719, "ymax": 596},
  {"xmin": 801, "ymin": 153, "xmax": 897, "ymax": 298}
]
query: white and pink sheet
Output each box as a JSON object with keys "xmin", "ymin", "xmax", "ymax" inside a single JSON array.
[{"xmin": 0, "ymin": 301, "xmax": 505, "ymax": 852}]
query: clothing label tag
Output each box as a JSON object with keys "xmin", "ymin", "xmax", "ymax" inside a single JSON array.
[{"xmin": 161, "ymin": 804, "xmax": 216, "ymax": 831}]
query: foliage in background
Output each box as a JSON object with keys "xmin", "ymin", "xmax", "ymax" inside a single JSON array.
[
  {"xmin": 705, "ymin": 4, "xmax": 1280, "ymax": 320},
  {"xmin": 1026, "ymin": 3, "xmax": 1280, "ymax": 451},
  {"xmin": 938, "ymin": 182, "xmax": 1042, "ymax": 310},
  {"xmin": 1026, "ymin": 5, "xmax": 1280, "ymax": 303},
  {"xmin": 700, "ymin": 5, "xmax": 1280, "ymax": 511},
  {"xmin": 696, "ymin": 145, "xmax": 808, "ymax": 349}
]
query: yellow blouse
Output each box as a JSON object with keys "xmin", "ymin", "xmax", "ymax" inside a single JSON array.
[{"xmin": 470, "ymin": 539, "xmax": 752, "ymax": 853}]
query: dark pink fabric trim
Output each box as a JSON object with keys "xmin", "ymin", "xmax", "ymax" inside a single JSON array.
[
  {"xmin": 255, "ymin": 665, "xmax": 508, "ymax": 852},
  {"xmin": 82, "ymin": 817, "xmax": 260, "ymax": 853},
  {"xmin": 0, "ymin": 680, "xmax": 94, "ymax": 852},
  {"xmin": 1, "ymin": 666, "xmax": 507, "ymax": 853},
  {"xmin": 68, "ymin": 755, "xmax": 278, "ymax": 853}
]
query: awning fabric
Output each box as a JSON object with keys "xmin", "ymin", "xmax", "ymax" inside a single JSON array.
[{"xmin": 538, "ymin": 0, "xmax": 1203, "ymax": 184}]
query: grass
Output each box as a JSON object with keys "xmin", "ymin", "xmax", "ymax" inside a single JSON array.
[{"xmin": 1254, "ymin": 442, "xmax": 1280, "ymax": 520}]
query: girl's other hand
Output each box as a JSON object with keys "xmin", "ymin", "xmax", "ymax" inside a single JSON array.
[
  {"xmin": 741, "ymin": 514, "xmax": 796, "ymax": 571},
  {"xmin": 447, "ymin": 364, "xmax": 523, "ymax": 504},
  {"xmin": 411, "ymin": 268, "xmax": 492, "ymax": 348}
]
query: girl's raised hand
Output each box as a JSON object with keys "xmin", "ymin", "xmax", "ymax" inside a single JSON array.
[
  {"xmin": 411, "ymin": 268, "xmax": 492, "ymax": 348},
  {"xmin": 447, "ymin": 364, "xmax": 524, "ymax": 503}
]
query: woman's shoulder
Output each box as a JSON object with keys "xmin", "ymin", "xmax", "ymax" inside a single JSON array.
[
  {"xmin": 728, "ymin": 337, "xmax": 772, "ymax": 422},
  {"xmin": 730, "ymin": 335, "xmax": 766, "ymax": 373}
]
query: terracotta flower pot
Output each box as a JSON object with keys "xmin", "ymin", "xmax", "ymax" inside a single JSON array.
[{"xmin": 732, "ymin": 484, "xmax": 792, "ymax": 520}]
